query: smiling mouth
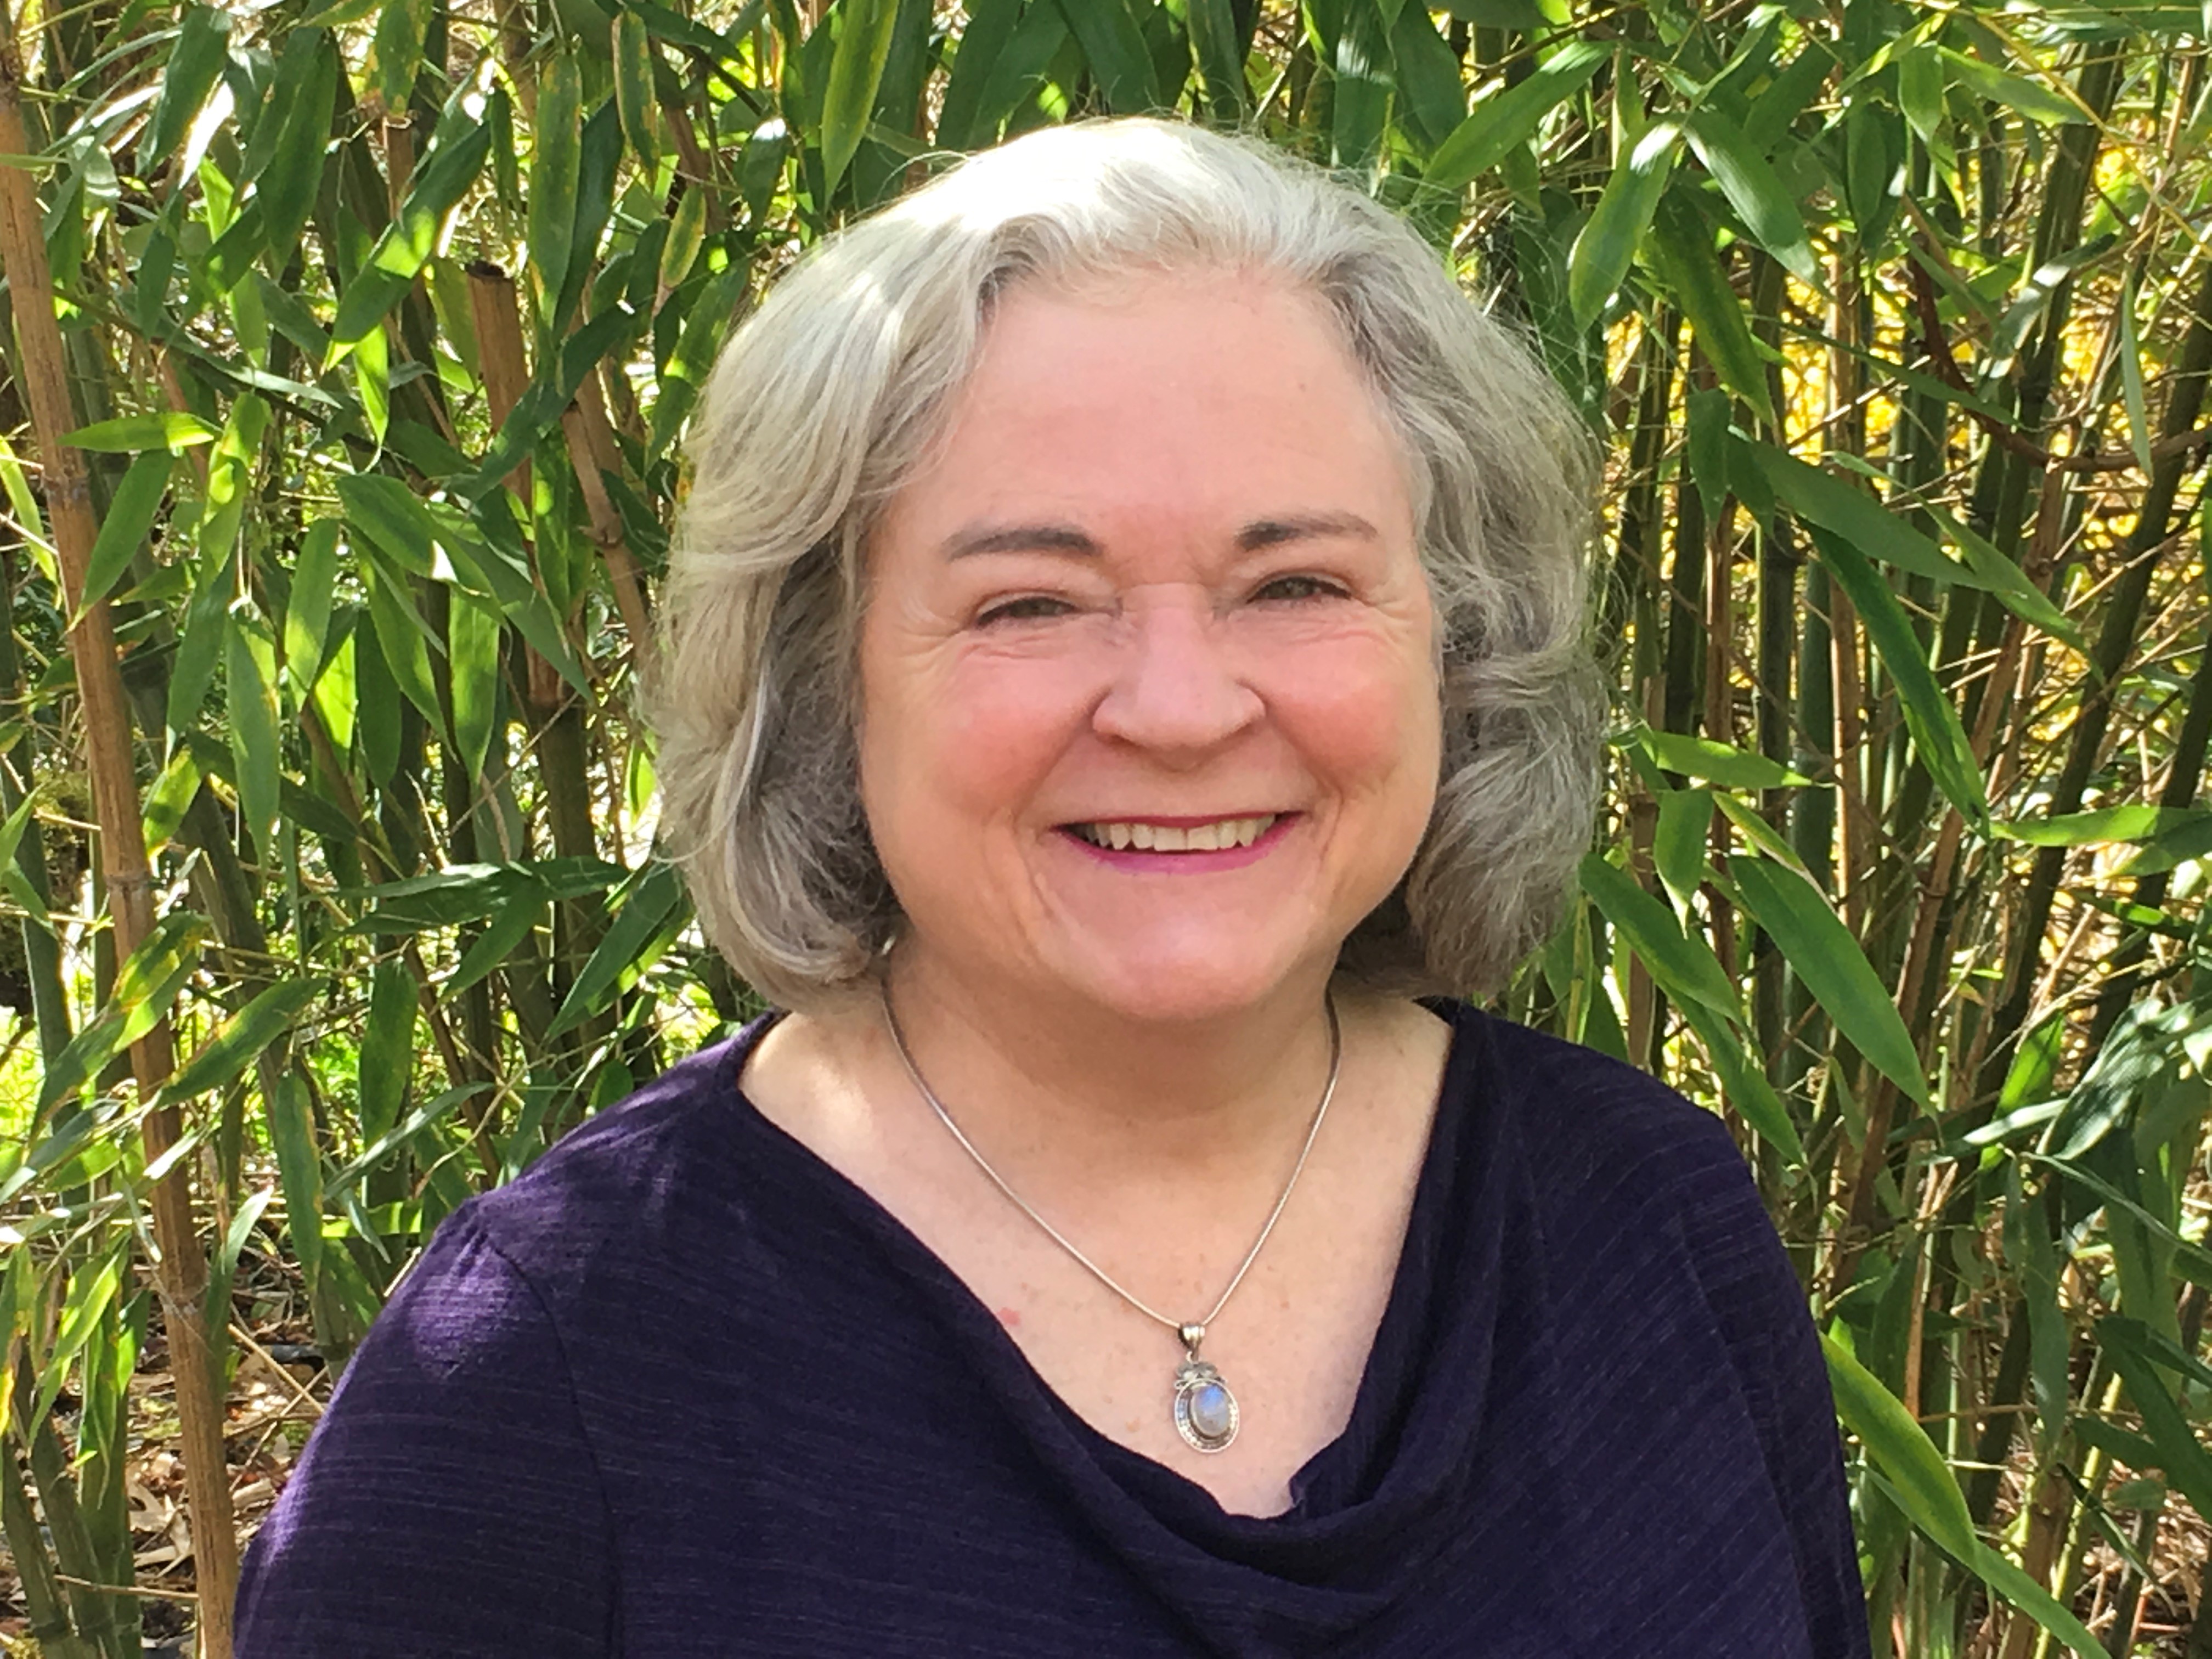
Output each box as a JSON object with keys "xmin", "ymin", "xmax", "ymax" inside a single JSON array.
[{"xmin": 1063, "ymin": 815, "xmax": 1280, "ymax": 853}]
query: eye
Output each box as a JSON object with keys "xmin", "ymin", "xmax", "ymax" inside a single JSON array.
[
  {"xmin": 976, "ymin": 594, "xmax": 1078, "ymax": 626},
  {"xmin": 1250, "ymin": 573, "xmax": 1348, "ymax": 605}
]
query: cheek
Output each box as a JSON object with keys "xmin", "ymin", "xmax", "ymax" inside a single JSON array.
[
  {"xmin": 1264, "ymin": 634, "xmax": 1442, "ymax": 808},
  {"xmin": 857, "ymin": 637, "xmax": 1097, "ymax": 840}
]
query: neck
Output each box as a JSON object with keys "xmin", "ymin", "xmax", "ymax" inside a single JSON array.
[{"xmin": 877, "ymin": 944, "xmax": 1341, "ymax": 1173}]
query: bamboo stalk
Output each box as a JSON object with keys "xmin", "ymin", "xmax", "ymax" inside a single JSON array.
[
  {"xmin": 1979, "ymin": 251, "xmax": 2212, "ymax": 1106},
  {"xmin": 0, "ymin": 55, "xmax": 238, "ymax": 1659}
]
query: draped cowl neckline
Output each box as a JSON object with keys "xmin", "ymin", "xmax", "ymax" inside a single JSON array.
[{"xmin": 724, "ymin": 999, "xmax": 1516, "ymax": 1652}]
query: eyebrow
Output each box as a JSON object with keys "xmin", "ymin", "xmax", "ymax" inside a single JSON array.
[
  {"xmin": 1234, "ymin": 511, "xmax": 1381, "ymax": 551},
  {"xmin": 943, "ymin": 523, "xmax": 1102, "ymax": 560},
  {"xmin": 941, "ymin": 511, "xmax": 1380, "ymax": 560}
]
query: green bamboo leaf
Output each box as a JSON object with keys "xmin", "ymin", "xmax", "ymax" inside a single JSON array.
[
  {"xmin": 1426, "ymin": 41, "xmax": 1606, "ymax": 191},
  {"xmin": 526, "ymin": 52, "xmax": 579, "ymax": 318},
  {"xmin": 1569, "ymin": 121, "xmax": 1681, "ymax": 328},
  {"xmin": 1896, "ymin": 41, "xmax": 1944, "ymax": 145},
  {"xmin": 141, "ymin": 5, "xmax": 232, "ymax": 180},
  {"xmin": 1912, "ymin": 498, "xmax": 2084, "ymax": 650},
  {"xmin": 331, "ymin": 1083, "xmax": 490, "ymax": 1197},
  {"xmin": 446, "ymin": 898, "xmax": 548, "ymax": 1000},
  {"xmin": 285, "ymin": 517, "xmax": 342, "ymax": 697},
  {"xmin": 168, "ymin": 539, "xmax": 233, "ymax": 736},
  {"xmin": 443, "ymin": 500, "xmax": 589, "ymax": 694},
  {"xmin": 1896, "ymin": 41, "xmax": 1958, "ymax": 179},
  {"xmin": 358, "ymin": 956, "xmax": 415, "ymax": 1145},
  {"xmin": 1578, "ymin": 853, "xmax": 1742, "ymax": 1021},
  {"xmin": 464, "ymin": 301, "xmax": 640, "ymax": 498},
  {"xmin": 0, "ymin": 432, "xmax": 45, "ymax": 545},
  {"xmin": 1053, "ymin": 0, "xmax": 1160, "ymax": 117},
  {"xmin": 313, "ymin": 627, "xmax": 357, "ymax": 754},
  {"xmin": 1387, "ymin": 3, "xmax": 1464, "ymax": 154},
  {"xmin": 207, "ymin": 1186, "xmax": 278, "ymax": 1381},
  {"xmin": 1824, "ymin": 1332, "xmax": 2105, "ymax": 1658},
  {"xmin": 1731, "ymin": 855, "xmax": 1931, "ymax": 1108},
  {"xmin": 1680, "ymin": 108, "xmax": 1816, "ymax": 285},
  {"xmin": 2095, "ymin": 1320, "xmax": 2212, "ymax": 1522},
  {"xmin": 370, "ymin": 0, "xmax": 435, "ymax": 110},
  {"xmin": 268, "ymin": 1073, "xmax": 325, "ymax": 1283},
  {"xmin": 256, "ymin": 32, "xmax": 338, "ymax": 273},
  {"xmin": 61, "ymin": 411, "xmax": 218, "ymax": 452},
  {"xmin": 2031, "ymin": 1154, "xmax": 2212, "ymax": 1290},
  {"xmin": 163, "ymin": 977, "xmax": 322, "ymax": 1102},
  {"xmin": 961, "ymin": 0, "xmax": 1069, "ymax": 151},
  {"xmin": 1640, "ymin": 729, "xmax": 1811, "ymax": 789},
  {"xmin": 1651, "ymin": 788, "xmax": 1712, "ymax": 910},
  {"xmin": 449, "ymin": 591, "xmax": 502, "ymax": 781},
  {"xmin": 822, "ymin": 0, "xmax": 904, "ymax": 191},
  {"xmin": 355, "ymin": 324, "xmax": 391, "ymax": 445},
  {"xmin": 328, "ymin": 87, "xmax": 494, "ymax": 358},
  {"xmin": 1684, "ymin": 387, "xmax": 1731, "ymax": 515},
  {"xmin": 553, "ymin": 99, "xmax": 624, "ymax": 332},
  {"xmin": 32, "ymin": 1250, "xmax": 124, "ymax": 1431},
  {"xmin": 1802, "ymin": 522, "xmax": 1990, "ymax": 826},
  {"xmin": 1940, "ymin": 47, "xmax": 2079, "ymax": 126},
  {"xmin": 225, "ymin": 616, "xmax": 283, "ymax": 853},
  {"xmin": 1996, "ymin": 806, "xmax": 2204, "ymax": 847},
  {"xmin": 1187, "ymin": 0, "xmax": 1246, "ymax": 124},
  {"xmin": 1330, "ymin": 0, "xmax": 1392, "ymax": 168},
  {"xmin": 1753, "ymin": 447, "xmax": 1983, "ymax": 588},
  {"xmin": 0, "ymin": 794, "xmax": 44, "ymax": 940},
  {"xmin": 935, "ymin": 0, "xmax": 1024, "ymax": 148},
  {"xmin": 2119, "ymin": 273, "xmax": 2153, "ymax": 477},
  {"xmin": 626, "ymin": 0, "xmax": 761, "ymax": 61},
  {"xmin": 75, "ymin": 449, "xmax": 170, "ymax": 621},
  {"xmin": 657, "ymin": 188, "xmax": 707, "ymax": 301},
  {"xmin": 1968, "ymin": 1545, "xmax": 2101, "ymax": 1655},
  {"xmin": 546, "ymin": 863, "xmax": 686, "ymax": 1037},
  {"xmin": 38, "ymin": 913, "xmax": 208, "ymax": 1112},
  {"xmin": 648, "ymin": 259, "xmax": 749, "ymax": 462},
  {"xmin": 337, "ymin": 474, "xmax": 436, "ymax": 575},
  {"xmin": 1643, "ymin": 196, "xmax": 1775, "ymax": 425},
  {"xmin": 2117, "ymin": 813, "xmax": 2212, "ymax": 878},
  {"xmin": 360, "ymin": 551, "xmax": 448, "ymax": 737},
  {"xmin": 1677, "ymin": 992, "xmax": 1804, "ymax": 1161},
  {"xmin": 139, "ymin": 752, "xmax": 202, "ymax": 858},
  {"xmin": 613, "ymin": 9, "xmax": 660, "ymax": 173}
]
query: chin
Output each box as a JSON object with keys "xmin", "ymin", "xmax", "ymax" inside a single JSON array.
[{"xmin": 1043, "ymin": 938, "xmax": 1327, "ymax": 1026}]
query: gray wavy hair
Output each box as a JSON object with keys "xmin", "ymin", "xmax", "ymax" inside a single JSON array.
[{"xmin": 652, "ymin": 117, "xmax": 1602, "ymax": 1011}]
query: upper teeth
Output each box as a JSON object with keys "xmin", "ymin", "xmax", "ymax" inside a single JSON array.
[{"xmin": 1073, "ymin": 816, "xmax": 1277, "ymax": 852}]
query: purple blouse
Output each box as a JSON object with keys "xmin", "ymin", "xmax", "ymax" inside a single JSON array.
[{"xmin": 235, "ymin": 1002, "xmax": 1869, "ymax": 1657}]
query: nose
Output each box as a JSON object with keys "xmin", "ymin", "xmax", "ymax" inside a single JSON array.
[{"xmin": 1091, "ymin": 590, "xmax": 1263, "ymax": 760}]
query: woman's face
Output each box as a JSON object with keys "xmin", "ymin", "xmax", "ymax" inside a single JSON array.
[{"xmin": 857, "ymin": 270, "xmax": 1442, "ymax": 1025}]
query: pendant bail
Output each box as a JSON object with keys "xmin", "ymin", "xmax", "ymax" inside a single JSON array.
[{"xmin": 1177, "ymin": 1321, "xmax": 1206, "ymax": 1358}]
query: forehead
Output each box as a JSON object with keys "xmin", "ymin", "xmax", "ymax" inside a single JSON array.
[{"xmin": 878, "ymin": 269, "xmax": 1416, "ymax": 545}]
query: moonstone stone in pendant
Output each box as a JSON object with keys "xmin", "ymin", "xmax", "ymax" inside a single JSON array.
[
  {"xmin": 1173, "ymin": 1363, "xmax": 1239, "ymax": 1452},
  {"xmin": 1188, "ymin": 1381, "xmax": 1234, "ymax": 1442}
]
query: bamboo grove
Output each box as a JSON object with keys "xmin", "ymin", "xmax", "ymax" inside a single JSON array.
[{"xmin": 0, "ymin": 0, "xmax": 2202, "ymax": 1652}]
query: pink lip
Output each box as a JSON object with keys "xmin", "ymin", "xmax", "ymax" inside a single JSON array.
[{"xmin": 1054, "ymin": 813, "xmax": 1298, "ymax": 873}]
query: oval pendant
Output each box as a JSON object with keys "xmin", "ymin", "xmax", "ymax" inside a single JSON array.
[{"xmin": 1172, "ymin": 1358, "xmax": 1240, "ymax": 1453}]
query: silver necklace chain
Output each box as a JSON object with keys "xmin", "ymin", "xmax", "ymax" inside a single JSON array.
[{"xmin": 879, "ymin": 983, "xmax": 1344, "ymax": 1341}]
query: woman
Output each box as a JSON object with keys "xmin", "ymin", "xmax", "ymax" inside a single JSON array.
[{"xmin": 236, "ymin": 119, "xmax": 1867, "ymax": 1656}]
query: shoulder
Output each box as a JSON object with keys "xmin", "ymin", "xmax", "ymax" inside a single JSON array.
[
  {"xmin": 1438, "ymin": 1006, "xmax": 1788, "ymax": 1286},
  {"xmin": 1451, "ymin": 1006, "xmax": 1749, "ymax": 1192}
]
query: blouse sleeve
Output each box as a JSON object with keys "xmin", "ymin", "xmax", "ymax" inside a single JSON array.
[
  {"xmin": 1680, "ymin": 1124, "xmax": 1872, "ymax": 1659},
  {"xmin": 234, "ymin": 1208, "xmax": 618, "ymax": 1658}
]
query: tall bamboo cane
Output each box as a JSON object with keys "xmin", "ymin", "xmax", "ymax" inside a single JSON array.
[{"xmin": 0, "ymin": 53, "xmax": 238, "ymax": 1659}]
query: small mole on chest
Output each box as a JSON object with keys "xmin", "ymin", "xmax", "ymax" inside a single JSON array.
[{"xmin": 996, "ymin": 1306, "xmax": 1022, "ymax": 1328}]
